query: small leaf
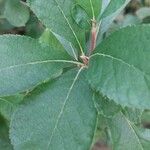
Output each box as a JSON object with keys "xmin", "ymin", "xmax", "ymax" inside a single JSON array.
[
  {"xmin": 72, "ymin": 4, "xmax": 90, "ymax": 30},
  {"xmin": 27, "ymin": 0, "xmax": 86, "ymax": 52},
  {"xmin": 4, "ymin": 0, "xmax": 30, "ymax": 27},
  {"xmin": 107, "ymin": 112, "xmax": 144, "ymax": 150},
  {"xmin": 40, "ymin": 29, "xmax": 78, "ymax": 60},
  {"xmin": 0, "ymin": 35, "xmax": 75, "ymax": 96},
  {"xmin": 87, "ymin": 25, "xmax": 150, "ymax": 109},
  {"xmin": 10, "ymin": 69, "xmax": 97, "ymax": 150},
  {"xmin": 101, "ymin": 0, "xmax": 125, "ymax": 18}
]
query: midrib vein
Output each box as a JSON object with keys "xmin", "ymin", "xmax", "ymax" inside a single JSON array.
[
  {"xmin": 47, "ymin": 67, "xmax": 83, "ymax": 149},
  {"xmin": 91, "ymin": 53, "xmax": 149, "ymax": 77},
  {"xmin": 54, "ymin": 0, "xmax": 84, "ymax": 54},
  {"xmin": 122, "ymin": 113, "xmax": 144, "ymax": 150},
  {"xmin": 0, "ymin": 60, "xmax": 82, "ymax": 72},
  {"xmin": 90, "ymin": 0, "xmax": 95, "ymax": 19}
]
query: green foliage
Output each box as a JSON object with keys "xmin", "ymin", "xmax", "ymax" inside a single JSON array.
[
  {"xmin": 107, "ymin": 112, "xmax": 145, "ymax": 150},
  {"xmin": 0, "ymin": 94, "xmax": 24, "ymax": 121},
  {"xmin": 71, "ymin": 4, "xmax": 90, "ymax": 30},
  {"xmin": 75, "ymin": 0, "xmax": 101, "ymax": 18},
  {"xmin": 87, "ymin": 25, "xmax": 150, "ymax": 109},
  {"xmin": 10, "ymin": 69, "xmax": 97, "ymax": 150},
  {"xmin": 4, "ymin": 0, "xmax": 30, "ymax": 27},
  {"xmin": 0, "ymin": 35, "xmax": 73, "ymax": 96},
  {"xmin": 0, "ymin": 0, "xmax": 149, "ymax": 150},
  {"xmin": 0, "ymin": 116, "xmax": 13, "ymax": 150},
  {"xmin": 27, "ymin": 0, "xmax": 86, "ymax": 52}
]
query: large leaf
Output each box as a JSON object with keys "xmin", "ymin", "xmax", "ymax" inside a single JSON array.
[
  {"xmin": 40, "ymin": 29, "xmax": 78, "ymax": 60},
  {"xmin": 107, "ymin": 112, "xmax": 144, "ymax": 150},
  {"xmin": 10, "ymin": 69, "xmax": 97, "ymax": 150},
  {"xmin": 4, "ymin": 0, "xmax": 30, "ymax": 27},
  {"xmin": 27, "ymin": 0, "xmax": 85, "ymax": 53},
  {"xmin": 71, "ymin": 4, "xmax": 90, "ymax": 30},
  {"xmin": 87, "ymin": 25, "xmax": 150, "ymax": 109},
  {"xmin": 0, "ymin": 35, "xmax": 77, "ymax": 96}
]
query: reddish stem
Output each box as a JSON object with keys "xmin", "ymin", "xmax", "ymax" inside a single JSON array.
[{"xmin": 89, "ymin": 19, "xmax": 97, "ymax": 55}]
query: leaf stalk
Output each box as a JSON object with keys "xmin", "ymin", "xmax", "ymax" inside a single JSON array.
[{"xmin": 89, "ymin": 19, "xmax": 97, "ymax": 55}]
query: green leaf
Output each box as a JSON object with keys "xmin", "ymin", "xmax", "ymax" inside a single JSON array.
[
  {"xmin": 123, "ymin": 107, "xmax": 143, "ymax": 125},
  {"xmin": 4, "ymin": 0, "xmax": 30, "ymax": 27},
  {"xmin": 101, "ymin": 0, "xmax": 125, "ymax": 18},
  {"xmin": 75, "ymin": 0, "xmax": 101, "ymax": 19},
  {"xmin": 0, "ymin": 116, "xmax": 13, "ymax": 150},
  {"xmin": 0, "ymin": 94, "xmax": 24, "ymax": 121},
  {"xmin": 0, "ymin": 35, "xmax": 77, "ymax": 96},
  {"xmin": 87, "ymin": 25, "xmax": 150, "ymax": 109},
  {"xmin": 53, "ymin": 32, "xmax": 78, "ymax": 60},
  {"xmin": 27, "ymin": 0, "xmax": 85, "ymax": 53},
  {"xmin": 107, "ymin": 112, "xmax": 144, "ymax": 150},
  {"xmin": 136, "ymin": 128, "xmax": 150, "ymax": 149},
  {"xmin": 101, "ymin": 0, "xmax": 111, "ymax": 15},
  {"xmin": 10, "ymin": 69, "xmax": 97, "ymax": 150},
  {"xmin": 71, "ymin": 4, "xmax": 90, "ymax": 30},
  {"xmin": 97, "ymin": 0, "xmax": 131, "ymax": 44},
  {"xmin": 93, "ymin": 93, "xmax": 121, "ymax": 118},
  {"xmin": 141, "ymin": 110, "xmax": 150, "ymax": 124},
  {"xmin": 40, "ymin": 29, "xmax": 78, "ymax": 60},
  {"xmin": 25, "ymin": 14, "xmax": 44, "ymax": 38}
]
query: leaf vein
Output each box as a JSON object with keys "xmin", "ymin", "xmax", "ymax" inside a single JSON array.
[
  {"xmin": 90, "ymin": 53, "xmax": 149, "ymax": 77},
  {"xmin": 122, "ymin": 112, "xmax": 144, "ymax": 150},
  {"xmin": 53, "ymin": 0, "xmax": 84, "ymax": 54},
  {"xmin": 0, "ymin": 60, "xmax": 82, "ymax": 72},
  {"xmin": 47, "ymin": 67, "xmax": 83, "ymax": 149}
]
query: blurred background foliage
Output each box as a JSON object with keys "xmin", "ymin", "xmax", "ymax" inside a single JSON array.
[
  {"xmin": 0, "ymin": 0, "xmax": 44, "ymax": 37},
  {"xmin": 0, "ymin": 0, "xmax": 150, "ymax": 150}
]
